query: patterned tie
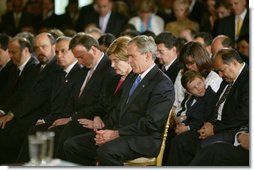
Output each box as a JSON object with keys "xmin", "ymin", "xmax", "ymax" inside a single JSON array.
[
  {"xmin": 212, "ymin": 83, "xmax": 233, "ymax": 122},
  {"xmin": 236, "ymin": 15, "xmax": 243, "ymax": 38},
  {"xmin": 128, "ymin": 75, "xmax": 141, "ymax": 98}
]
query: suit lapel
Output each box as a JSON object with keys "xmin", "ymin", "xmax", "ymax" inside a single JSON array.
[
  {"xmin": 80, "ymin": 55, "xmax": 107, "ymax": 96},
  {"xmin": 225, "ymin": 64, "xmax": 248, "ymax": 100},
  {"xmin": 120, "ymin": 66, "xmax": 159, "ymax": 116}
]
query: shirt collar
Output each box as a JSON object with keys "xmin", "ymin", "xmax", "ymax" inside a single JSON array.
[
  {"xmin": 18, "ymin": 56, "xmax": 31, "ymax": 73},
  {"xmin": 64, "ymin": 60, "xmax": 78, "ymax": 75}
]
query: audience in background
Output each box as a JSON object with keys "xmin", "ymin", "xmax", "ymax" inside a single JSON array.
[
  {"xmin": 98, "ymin": 33, "xmax": 116, "ymax": 52},
  {"xmin": 165, "ymin": 0, "xmax": 199, "ymax": 37},
  {"xmin": 215, "ymin": 0, "xmax": 248, "ymax": 42},
  {"xmin": 193, "ymin": 32, "xmax": 213, "ymax": 57},
  {"xmin": 128, "ymin": 0, "xmax": 164, "ymax": 35}
]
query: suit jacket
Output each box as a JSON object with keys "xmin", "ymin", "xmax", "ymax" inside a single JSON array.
[
  {"xmin": 42, "ymin": 63, "xmax": 86, "ymax": 123},
  {"xmin": 188, "ymin": 0, "xmax": 206, "ymax": 23},
  {"xmin": 59, "ymin": 12, "xmax": 79, "ymax": 30},
  {"xmin": 0, "ymin": 11, "xmax": 33, "ymax": 36},
  {"xmin": 105, "ymin": 65, "xmax": 175, "ymax": 157},
  {"xmin": 11, "ymin": 58, "xmax": 62, "ymax": 121},
  {"xmin": 183, "ymin": 86, "xmax": 217, "ymax": 130},
  {"xmin": 0, "ymin": 57, "xmax": 39, "ymax": 112},
  {"xmin": 103, "ymin": 11, "xmax": 127, "ymax": 36},
  {"xmin": 215, "ymin": 11, "xmax": 249, "ymax": 42},
  {"xmin": 77, "ymin": 9, "xmax": 127, "ymax": 36},
  {"xmin": 213, "ymin": 64, "xmax": 249, "ymax": 133},
  {"xmin": 163, "ymin": 58, "xmax": 182, "ymax": 83},
  {"xmin": 64, "ymin": 55, "xmax": 117, "ymax": 120},
  {"xmin": 0, "ymin": 60, "xmax": 16, "ymax": 101},
  {"xmin": 76, "ymin": 4, "xmax": 98, "ymax": 31}
]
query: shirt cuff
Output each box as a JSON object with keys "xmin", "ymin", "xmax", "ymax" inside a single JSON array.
[
  {"xmin": 0, "ymin": 110, "xmax": 6, "ymax": 115},
  {"xmin": 234, "ymin": 131, "xmax": 245, "ymax": 146}
]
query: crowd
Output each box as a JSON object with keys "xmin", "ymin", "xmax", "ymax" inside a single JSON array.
[{"xmin": 0, "ymin": 0, "xmax": 249, "ymax": 166}]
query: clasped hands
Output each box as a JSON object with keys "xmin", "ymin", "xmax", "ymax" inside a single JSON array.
[
  {"xmin": 198, "ymin": 122, "xmax": 214, "ymax": 139},
  {"xmin": 94, "ymin": 129, "xmax": 119, "ymax": 146},
  {"xmin": 78, "ymin": 116, "xmax": 118, "ymax": 145}
]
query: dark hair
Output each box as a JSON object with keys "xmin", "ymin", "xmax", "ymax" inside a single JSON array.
[
  {"xmin": 98, "ymin": 33, "xmax": 116, "ymax": 48},
  {"xmin": 181, "ymin": 70, "xmax": 203, "ymax": 90},
  {"xmin": 0, "ymin": 33, "xmax": 11, "ymax": 50},
  {"xmin": 179, "ymin": 41, "xmax": 212, "ymax": 77},
  {"xmin": 194, "ymin": 32, "xmax": 212, "ymax": 47},
  {"xmin": 141, "ymin": 30, "xmax": 156, "ymax": 39},
  {"xmin": 215, "ymin": 48, "xmax": 243, "ymax": 64},
  {"xmin": 69, "ymin": 33, "xmax": 100, "ymax": 50},
  {"xmin": 155, "ymin": 32, "xmax": 179, "ymax": 52}
]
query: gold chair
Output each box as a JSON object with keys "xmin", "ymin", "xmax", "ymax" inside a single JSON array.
[{"xmin": 124, "ymin": 107, "xmax": 175, "ymax": 166}]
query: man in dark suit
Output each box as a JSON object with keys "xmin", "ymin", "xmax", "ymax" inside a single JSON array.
[
  {"xmin": 63, "ymin": 35, "xmax": 175, "ymax": 166},
  {"xmin": 155, "ymin": 32, "xmax": 182, "ymax": 83},
  {"xmin": 167, "ymin": 48, "xmax": 249, "ymax": 166},
  {"xmin": 187, "ymin": 0, "xmax": 206, "ymax": 23},
  {"xmin": 42, "ymin": 33, "xmax": 117, "ymax": 160},
  {"xmin": 0, "ymin": 33, "xmax": 61, "ymax": 164},
  {"xmin": 16, "ymin": 36, "xmax": 86, "ymax": 163},
  {"xmin": 59, "ymin": 0, "xmax": 80, "ymax": 30},
  {"xmin": 76, "ymin": 0, "xmax": 98, "ymax": 32},
  {"xmin": 215, "ymin": 0, "xmax": 248, "ymax": 42},
  {"xmin": 0, "ymin": 0, "xmax": 33, "ymax": 36},
  {"xmin": 190, "ymin": 125, "xmax": 249, "ymax": 166},
  {"xmin": 0, "ymin": 34, "xmax": 16, "ymax": 103},
  {"xmin": 77, "ymin": 0, "xmax": 127, "ymax": 36},
  {"xmin": 0, "ymin": 36, "xmax": 39, "ymax": 164}
]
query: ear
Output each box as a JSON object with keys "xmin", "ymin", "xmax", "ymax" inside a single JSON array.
[
  {"xmin": 145, "ymin": 51, "xmax": 152, "ymax": 61},
  {"xmin": 172, "ymin": 46, "xmax": 177, "ymax": 53},
  {"xmin": 90, "ymin": 46, "xmax": 97, "ymax": 55}
]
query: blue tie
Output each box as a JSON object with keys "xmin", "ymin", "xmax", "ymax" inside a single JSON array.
[{"xmin": 129, "ymin": 75, "xmax": 141, "ymax": 98}]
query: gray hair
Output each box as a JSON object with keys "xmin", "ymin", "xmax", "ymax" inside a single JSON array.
[{"xmin": 129, "ymin": 35, "xmax": 157, "ymax": 60}]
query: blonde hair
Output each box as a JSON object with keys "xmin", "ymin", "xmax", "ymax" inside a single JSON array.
[
  {"xmin": 173, "ymin": 0, "xmax": 190, "ymax": 13},
  {"xmin": 106, "ymin": 36, "xmax": 131, "ymax": 61}
]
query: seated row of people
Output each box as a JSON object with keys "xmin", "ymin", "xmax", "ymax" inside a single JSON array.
[{"xmin": 0, "ymin": 30, "xmax": 249, "ymax": 166}]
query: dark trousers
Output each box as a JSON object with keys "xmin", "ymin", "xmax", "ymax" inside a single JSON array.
[
  {"xmin": 64, "ymin": 132, "xmax": 141, "ymax": 166},
  {"xmin": 168, "ymin": 129, "xmax": 236, "ymax": 166},
  {"xmin": 190, "ymin": 142, "xmax": 249, "ymax": 166}
]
